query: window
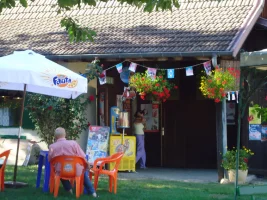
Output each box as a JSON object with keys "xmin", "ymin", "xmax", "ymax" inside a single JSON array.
[{"xmin": 0, "ymin": 90, "xmax": 22, "ymax": 127}]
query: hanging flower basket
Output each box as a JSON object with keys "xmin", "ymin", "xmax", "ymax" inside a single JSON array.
[
  {"xmin": 129, "ymin": 71, "xmax": 178, "ymax": 102},
  {"xmin": 199, "ymin": 67, "xmax": 240, "ymax": 103}
]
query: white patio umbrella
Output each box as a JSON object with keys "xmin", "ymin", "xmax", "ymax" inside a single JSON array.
[{"xmin": 0, "ymin": 50, "xmax": 88, "ymax": 187}]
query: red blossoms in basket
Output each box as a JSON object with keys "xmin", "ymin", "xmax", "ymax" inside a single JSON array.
[{"xmin": 129, "ymin": 72, "xmax": 178, "ymax": 102}]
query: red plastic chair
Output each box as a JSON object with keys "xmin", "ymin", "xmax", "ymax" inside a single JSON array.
[
  {"xmin": 0, "ymin": 149, "xmax": 11, "ymax": 192},
  {"xmin": 49, "ymin": 155, "xmax": 87, "ymax": 198},
  {"xmin": 90, "ymin": 152, "xmax": 124, "ymax": 194}
]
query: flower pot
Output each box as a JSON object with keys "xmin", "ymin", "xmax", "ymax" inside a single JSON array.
[{"xmin": 228, "ymin": 169, "xmax": 248, "ymax": 184}]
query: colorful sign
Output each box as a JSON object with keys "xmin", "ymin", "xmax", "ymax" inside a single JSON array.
[
  {"xmin": 249, "ymin": 124, "xmax": 261, "ymax": 141},
  {"xmin": 248, "ymin": 107, "xmax": 261, "ymax": 124},
  {"xmin": 86, "ymin": 126, "xmax": 110, "ymax": 164},
  {"xmin": 141, "ymin": 103, "xmax": 159, "ymax": 131},
  {"xmin": 262, "ymin": 125, "xmax": 267, "ymax": 141}
]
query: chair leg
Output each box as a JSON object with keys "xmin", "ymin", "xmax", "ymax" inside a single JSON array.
[
  {"xmin": 114, "ymin": 176, "xmax": 118, "ymax": 194},
  {"xmin": 54, "ymin": 177, "xmax": 60, "ymax": 198},
  {"xmin": 94, "ymin": 173, "xmax": 99, "ymax": 191},
  {"xmin": 0, "ymin": 174, "xmax": 4, "ymax": 191},
  {"xmin": 109, "ymin": 176, "xmax": 113, "ymax": 193},
  {"xmin": 75, "ymin": 177, "xmax": 81, "ymax": 198},
  {"xmin": 0, "ymin": 174, "xmax": 2, "ymax": 192},
  {"xmin": 49, "ymin": 176, "xmax": 54, "ymax": 193},
  {"xmin": 80, "ymin": 175, "xmax": 84, "ymax": 195}
]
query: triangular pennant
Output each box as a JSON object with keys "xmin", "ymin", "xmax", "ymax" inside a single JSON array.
[
  {"xmin": 98, "ymin": 70, "xmax": 106, "ymax": 85},
  {"xmin": 129, "ymin": 62, "xmax": 137, "ymax": 72},
  {"xmin": 116, "ymin": 63, "xmax": 123, "ymax": 73},
  {"xmin": 167, "ymin": 69, "xmax": 175, "ymax": 78},
  {"xmin": 147, "ymin": 68, "xmax": 157, "ymax": 80},
  {"xmin": 185, "ymin": 66, "xmax": 194, "ymax": 76},
  {"xmin": 203, "ymin": 61, "xmax": 212, "ymax": 75}
]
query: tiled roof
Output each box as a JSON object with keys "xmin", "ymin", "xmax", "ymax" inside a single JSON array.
[{"xmin": 0, "ymin": 0, "xmax": 263, "ymax": 57}]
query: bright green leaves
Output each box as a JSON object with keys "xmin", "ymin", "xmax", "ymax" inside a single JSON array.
[
  {"xmin": 117, "ymin": 0, "xmax": 180, "ymax": 12},
  {"xmin": 19, "ymin": 0, "xmax": 28, "ymax": 7},
  {"xmin": 60, "ymin": 17, "xmax": 97, "ymax": 42}
]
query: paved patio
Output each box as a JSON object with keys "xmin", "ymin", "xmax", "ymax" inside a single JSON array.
[{"xmin": 118, "ymin": 168, "xmax": 218, "ymax": 183}]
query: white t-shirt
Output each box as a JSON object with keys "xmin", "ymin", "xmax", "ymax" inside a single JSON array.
[{"xmin": 133, "ymin": 123, "xmax": 144, "ymax": 135}]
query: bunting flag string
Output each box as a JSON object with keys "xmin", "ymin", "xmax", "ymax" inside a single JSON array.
[{"xmin": 103, "ymin": 60, "xmax": 212, "ymax": 72}]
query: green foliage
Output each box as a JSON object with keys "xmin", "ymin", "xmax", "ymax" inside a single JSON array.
[
  {"xmin": 199, "ymin": 67, "xmax": 239, "ymax": 103},
  {"xmin": 221, "ymin": 146, "xmax": 254, "ymax": 171},
  {"xmin": 0, "ymin": 0, "xmax": 179, "ymax": 42},
  {"xmin": 26, "ymin": 93, "xmax": 89, "ymax": 146},
  {"xmin": 251, "ymin": 104, "xmax": 267, "ymax": 123},
  {"xmin": 60, "ymin": 17, "xmax": 97, "ymax": 42},
  {"xmin": 84, "ymin": 58, "xmax": 104, "ymax": 81}
]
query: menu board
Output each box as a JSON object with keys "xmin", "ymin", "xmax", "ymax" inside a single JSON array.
[{"xmin": 86, "ymin": 126, "xmax": 110, "ymax": 164}]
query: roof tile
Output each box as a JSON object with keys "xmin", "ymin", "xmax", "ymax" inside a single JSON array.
[{"xmin": 0, "ymin": 0, "xmax": 260, "ymax": 56}]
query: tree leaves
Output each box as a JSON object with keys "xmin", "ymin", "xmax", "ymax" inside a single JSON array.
[
  {"xmin": 0, "ymin": 0, "xmax": 179, "ymax": 42},
  {"xmin": 26, "ymin": 94, "xmax": 89, "ymax": 146},
  {"xmin": 60, "ymin": 17, "xmax": 97, "ymax": 42}
]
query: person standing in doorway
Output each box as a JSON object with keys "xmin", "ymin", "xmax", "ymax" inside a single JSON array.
[{"xmin": 133, "ymin": 110, "xmax": 147, "ymax": 169}]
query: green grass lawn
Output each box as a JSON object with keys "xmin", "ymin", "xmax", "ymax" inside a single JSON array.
[{"xmin": 0, "ymin": 166, "xmax": 267, "ymax": 200}]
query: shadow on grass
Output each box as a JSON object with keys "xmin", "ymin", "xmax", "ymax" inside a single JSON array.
[{"xmin": 1, "ymin": 166, "xmax": 267, "ymax": 200}]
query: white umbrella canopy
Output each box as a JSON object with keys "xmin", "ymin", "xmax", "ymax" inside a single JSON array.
[
  {"xmin": 0, "ymin": 50, "xmax": 88, "ymax": 186},
  {"xmin": 0, "ymin": 50, "xmax": 87, "ymax": 98}
]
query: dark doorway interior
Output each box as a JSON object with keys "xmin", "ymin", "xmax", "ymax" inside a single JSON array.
[{"xmin": 163, "ymin": 100, "xmax": 217, "ymax": 168}]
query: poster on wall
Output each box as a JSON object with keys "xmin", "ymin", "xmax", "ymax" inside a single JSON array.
[
  {"xmin": 141, "ymin": 104, "xmax": 159, "ymax": 132},
  {"xmin": 226, "ymin": 102, "xmax": 235, "ymax": 125},
  {"xmin": 86, "ymin": 126, "xmax": 110, "ymax": 164},
  {"xmin": 261, "ymin": 125, "xmax": 267, "ymax": 141},
  {"xmin": 248, "ymin": 107, "xmax": 261, "ymax": 124},
  {"xmin": 249, "ymin": 124, "xmax": 261, "ymax": 141},
  {"xmin": 99, "ymin": 92, "xmax": 105, "ymax": 126}
]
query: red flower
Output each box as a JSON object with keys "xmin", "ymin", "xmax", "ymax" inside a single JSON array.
[
  {"xmin": 222, "ymin": 80, "xmax": 227, "ymax": 85},
  {"xmin": 87, "ymin": 122, "xmax": 91, "ymax": 127},
  {"xmin": 244, "ymin": 158, "xmax": 248, "ymax": 163},
  {"xmin": 208, "ymin": 79, "xmax": 212, "ymax": 83},
  {"xmin": 159, "ymin": 76, "xmax": 163, "ymax": 79},
  {"xmin": 174, "ymin": 85, "xmax": 178, "ymax": 89},
  {"xmin": 214, "ymin": 98, "xmax": 220, "ymax": 103},
  {"xmin": 47, "ymin": 106, "xmax": 53, "ymax": 110},
  {"xmin": 88, "ymin": 95, "xmax": 95, "ymax": 102},
  {"xmin": 155, "ymin": 83, "xmax": 160, "ymax": 87},
  {"xmin": 140, "ymin": 95, "xmax": 145, "ymax": 100},
  {"xmin": 99, "ymin": 73, "xmax": 105, "ymax": 78}
]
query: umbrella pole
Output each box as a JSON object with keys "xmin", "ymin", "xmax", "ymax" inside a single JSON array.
[{"xmin": 13, "ymin": 84, "xmax": 27, "ymax": 185}]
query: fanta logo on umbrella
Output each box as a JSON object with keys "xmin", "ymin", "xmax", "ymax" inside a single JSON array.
[{"xmin": 53, "ymin": 74, "xmax": 78, "ymax": 88}]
